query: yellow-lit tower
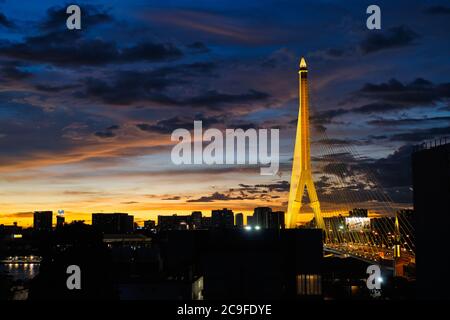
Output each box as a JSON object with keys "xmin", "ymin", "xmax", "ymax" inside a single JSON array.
[{"xmin": 286, "ymin": 57, "xmax": 324, "ymax": 229}]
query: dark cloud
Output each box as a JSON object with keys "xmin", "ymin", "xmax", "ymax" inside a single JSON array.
[
  {"xmin": 367, "ymin": 116, "xmax": 450, "ymax": 126},
  {"xmin": 81, "ymin": 72, "xmax": 178, "ymax": 105},
  {"xmin": 313, "ymin": 78, "xmax": 450, "ymax": 123},
  {"xmin": 162, "ymin": 196, "xmax": 181, "ymax": 200},
  {"xmin": 235, "ymin": 180, "xmax": 289, "ymax": 194},
  {"xmin": 182, "ymin": 90, "xmax": 270, "ymax": 109},
  {"xmin": 322, "ymin": 162, "xmax": 353, "ymax": 177},
  {"xmin": 136, "ymin": 114, "xmax": 220, "ymax": 134},
  {"xmin": 311, "ymin": 47, "xmax": 356, "ymax": 60},
  {"xmin": 149, "ymin": 62, "xmax": 217, "ymax": 78},
  {"xmin": 0, "ymin": 12, "xmax": 14, "ymax": 28},
  {"xmin": 0, "ymin": 31, "xmax": 183, "ymax": 67},
  {"xmin": 314, "ymin": 138, "xmax": 362, "ymax": 146},
  {"xmin": 82, "ymin": 74, "xmax": 268, "ymax": 108},
  {"xmin": 35, "ymin": 84, "xmax": 80, "ymax": 92},
  {"xmin": 186, "ymin": 42, "xmax": 210, "ymax": 53},
  {"xmin": 180, "ymin": 181, "xmax": 291, "ymax": 204},
  {"xmin": 94, "ymin": 131, "xmax": 116, "ymax": 138},
  {"xmin": 388, "ymin": 126, "xmax": 450, "ymax": 142},
  {"xmin": 0, "ymin": 101, "xmax": 104, "ymax": 164},
  {"xmin": 254, "ymin": 180, "xmax": 289, "ymax": 192},
  {"xmin": 314, "ymin": 146, "xmax": 414, "ymax": 204},
  {"xmin": 1, "ymin": 212, "xmax": 33, "ymax": 218},
  {"xmin": 80, "ymin": 63, "xmax": 217, "ymax": 105},
  {"xmin": 315, "ymin": 175, "xmax": 332, "ymax": 190},
  {"xmin": 1, "ymin": 32, "xmax": 109, "ymax": 66},
  {"xmin": 359, "ymin": 25, "xmax": 419, "ymax": 54},
  {"xmin": 0, "ymin": 63, "xmax": 32, "ymax": 80},
  {"xmin": 361, "ymin": 145, "xmax": 413, "ymax": 190},
  {"xmin": 225, "ymin": 122, "xmax": 257, "ymax": 131},
  {"xmin": 355, "ymin": 78, "xmax": 450, "ymax": 106},
  {"xmin": 368, "ymin": 135, "xmax": 388, "ymax": 140},
  {"xmin": 313, "ymin": 124, "xmax": 328, "ymax": 133},
  {"xmin": 423, "ymin": 6, "xmax": 450, "ymax": 15},
  {"xmin": 187, "ymin": 192, "xmax": 244, "ymax": 202},
  {"xmin": 323, "ymin": 48, "xmax": 347, "ymax": 58},
  {"xmin": 94, "ymin": 125, "xmax": 120, "ymax": 138},
  {"xmin": 311, "ymin": 108, "xmax": 348, "ymax": 125},
  {"xmin": 120, "ymin": 42, "xmax": 183, "ymax": 62},
  {"xmin": 313, "ymin": 25, "xmax": 419, "ymax": 60},
  {"xmin": 351, "ymin": 102, "xmax": 406, "ymax": 114}
]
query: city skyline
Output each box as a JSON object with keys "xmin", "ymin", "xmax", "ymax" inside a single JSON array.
[{"xmin": 1, "ymin": 0, "xmax": 450, "ymax": 226}]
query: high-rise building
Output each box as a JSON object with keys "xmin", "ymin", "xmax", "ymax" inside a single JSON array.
[
  {"xmin": 412, "ymin": 140, "xmax": 450, "ymax": 299},
  {"xmin": 92, "ymin": 213, "xmax": 134, "ymax": 234},
  {"xmin": 33, "ymin": 211, "xmax": 53, "ymax": 231},
  {"xmin": 253, "ymin": 207, "xmax": 272, "ymax": 228},
  {"xmin": 211, "ymin": 208, "xmax": 234, "ymax": 229},
  {"xmin": 191, "ymin": 211, "xmax": 203, "ymax": 229},
  {"xmin": 270, "ymin": 211, "xmax": 285, "ymax": 229},
  {"xmin": 158, "ymin": 214, "xmax": 190, "ymax": 231},
  {"xmin": 144, "ymin": 220, "xmax": 156, "ymax": 230},
  {"xmin": 56, "ymin": 215, "xmax": 65, "ymax": 229},
  {"xmin": 247, "ymin": 208, "xmax": 285, "ymax": 229},
  {"xmin": 201, "ymin": 216, "xmax": 212, "ymax": 229},
  {"xmin": 235, "ymin": 213, "xmax": 244, "ymax": 228}
]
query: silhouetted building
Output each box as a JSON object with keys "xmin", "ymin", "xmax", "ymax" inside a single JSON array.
[
  {"xmin": 247, "ymin": 215, "xmax": 254, "ymax": 226},
  {"xmin": 202, "ymin": 229, "xmax": 323, "ymax": 299},
  {"xmin": 158, "ymin": 214, "xmax": 190, "ymax": 231},
  {"xmin": 144, "ymin": 220, "xmax": 156, "ymax": 230},
  {"xmin": 199, "ymin": 217, "xmax": 210, "ymax": 229},
  {"xmin": 235, "ymin": 213, "xmax": 244, "ymax": 228},
  {"xmin": 252, "ymin": 207, "xmax": 272, "ymax": 228},
  {"xmin": 270, "ymin": 211, "xmax": 285, "ymax": 229},
  {"xmin": 92, "ymin": 213, "xmax": 134, "ymax": 234},
  {"xmin": 56, "ymin": 215, "xmax": 65, "ymax": 229},
  {"xmin": 0, "ymin": 222, "xmax": 22, "ymax": 240},
  {"xmin": 191, "ymin": 211, "xmax": 202, "ymax": 229},
  {"xmin": 413, "ymin": 140, "xmax": 450, "ymax": 299},
  {"xmin": 211, "ymin": 208, "xmax": 234, "ymax": 229},
  {"xmin": 158, "ymin": 229, "xmax": 322, "ymax": 299},
  {"xmin": 33, "ymin": 211, "xmax": 53, "ymax": 231}
]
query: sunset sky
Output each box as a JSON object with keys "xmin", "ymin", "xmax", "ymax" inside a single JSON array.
[{"xmin": 0, "ymin": 0, "xmax": 449, "ymax": 226}]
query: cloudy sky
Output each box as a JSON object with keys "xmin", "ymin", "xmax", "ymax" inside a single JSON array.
[{"xmin": 0, "ymin": 0, "xmax": 449, "ymax": 226}]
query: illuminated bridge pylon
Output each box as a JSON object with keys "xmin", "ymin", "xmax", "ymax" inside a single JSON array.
[
  {"xmin": 284, "ymin": 58, "xmax": 415, "ymax": 270},
  {"xmin": 286, "ymin": 57, "xmax": 324, "ymax": 229}
]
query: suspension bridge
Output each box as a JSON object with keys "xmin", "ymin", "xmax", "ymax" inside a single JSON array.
[{"xmin": 287, "ymin": 58, "xmax": 415, "ymax": 275}]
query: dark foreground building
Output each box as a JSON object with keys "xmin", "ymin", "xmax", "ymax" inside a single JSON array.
[
  {"xmin": 33, "ymin": 211, "xmax": 53, "ymax": 231},
  {"xmin": 92, "ymin": 213, "xmax": 134, "ymax": 234},
  {"xmin": 158, "ymin": 228, "xmax": 323, "ymax": 299},
  {"xmin": 412, "ymin": 140, "xmax": 450, "ymax": 299}
]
